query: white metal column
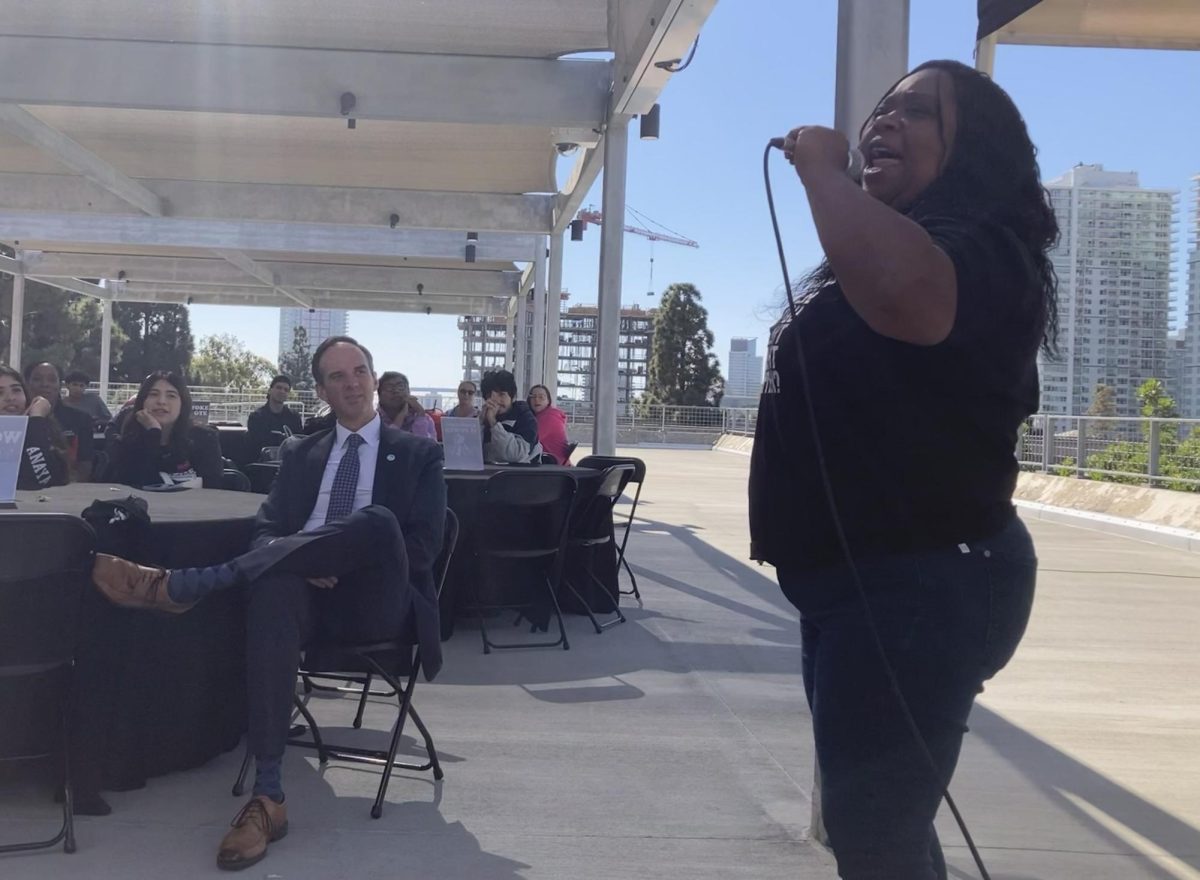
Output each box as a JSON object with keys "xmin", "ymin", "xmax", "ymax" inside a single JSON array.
[
  {"xmin": 530, "ymin": 237, "xmax": 548, "ymax": 387},
  {"xmin": 593, "ymin": 115, "xmax": 629, "ymax": 456},
  {"xmin": 8, "ymin": 248, "xmax": 24, "ymax": 368},
  {"xmin": 505, "ymin": 296, "xmax": 517, "ymax": 373},
  {"xmin": 975, "ymin": 32, "xmax": 997, "ymax": 77},
  {"xmin": 513, "ymin": 281, "xmax": 529, "ymax": 390},
  {"xmin": 99, "ymin": 298, "xmax": 113, "ymax": 401},
  {"xmin": 546, "ymin": 232, "xmax": 564, "ymax": 399},
  {"xmin": 834, "ymin": 0, "xmax": 910, "ymax": 139}
]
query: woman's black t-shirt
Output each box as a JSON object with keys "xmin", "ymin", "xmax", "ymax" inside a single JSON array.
[
  {"xmin": 109, "ymin": 424, "xmax": 224, "ymax": 489},
  {"xmin": 749, "ymin": 217, "xmax": 1043, "ymax": 571}
]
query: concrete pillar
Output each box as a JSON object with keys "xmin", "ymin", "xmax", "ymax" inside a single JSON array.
[
  {"xmin": 834, "ymin": 0, "xmax": 910, "ymax": 140},
  {"xmin": 593, "ymin": 115, "xmax": 629, "ymax": 456},
  {"xmin": 8, "ymin": 249, "xmax": 24, "ymax": 368},
  {"xmin": 514, "ymin": 281, "xmax": 529, "ymax": 390},
  {"xmin": 530, "ymin": 237, "xmax": 548, "ymax": 389},
  {"xmin": 546, "ymin": 232, "xmax": 564, "ymax": 399}
]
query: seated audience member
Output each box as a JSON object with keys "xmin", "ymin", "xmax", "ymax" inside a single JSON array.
[
  {"xmin": 89, "ymin": 336, "xmax": 446, "ymax": 872},
  {"xmin": 449, "ymin": 380, "xmax": 479, "ymax": 418},
  {"xmin": 247, "ymin": 374, "xmax": 303, "ymax": 458},
  {"xmin": 528, "ymin": 384, "xmax": 572, "ymax": 465},
  {"xmin": 106, "ymin": 371, "xmax": 223, "ymax": 488},
  {"xmin": 479, "ymin": 369, "xmax": 542, "ymax": 464},
  {"xmin": 0, "ymin": 364, "xmax": 69, "ymax": 489},
  {"xmin": 64, "ymin": 370, "xmax": 113, "ymax": 425},
  {"xmin": 24, "ymin": 361, "xmax": 94, "ymax": 481},
  {"xmin": 377, "ymin": 371, "xmax": 436, "ymax": 439}
]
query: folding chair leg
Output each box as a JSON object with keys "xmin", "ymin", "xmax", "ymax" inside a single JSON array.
[
  {"xmin": 353, "ymin": 673, "xmax": 372, "ymax": 729},
  {"xmin": 371, "ymin": 671, "xmax": 419, "ymax": 819},
  {"xmin": 619, "ymin": 553, "xmax": 641, "ymax": 602},
  {"xmin": 292, "ymin": 694, "xmax": 329, "ymax": 764},
  {"xmin": 62, "ymin": 749, "xmax": 76, "ymax": 854},
  {"xmin": 409, "ymin": 707, "xmax": 444, "ymax": 781},
  {"xmin": 232, "ymin": 746, "xmax": 252, "ymax": 796}
]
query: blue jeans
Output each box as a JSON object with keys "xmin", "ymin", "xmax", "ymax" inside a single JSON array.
[{"xmin": 777, "ymin": 515, "xmax": 1037, "ymax": 880}]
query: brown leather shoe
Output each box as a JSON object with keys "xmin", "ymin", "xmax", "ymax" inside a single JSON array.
[
  {"xmin": 217, "ymin": 795, "xmax": 288, "ymax": 871},
  {"xmin": 91, "ymin": 553, "xmax": 194, "ymax": 614}
]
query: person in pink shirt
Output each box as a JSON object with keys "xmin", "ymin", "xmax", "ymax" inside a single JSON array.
[
  {"xmin": 527, "ymin": 384, "xmax": 571, "ymax": 465},
  {"xmin": 377, "ymin": 371, "xmax": 436, "ymax": 440}
]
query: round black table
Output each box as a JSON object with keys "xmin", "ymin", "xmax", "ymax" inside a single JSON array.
[
  {"xmin": 9, "ymin": 484, "xmax": 261, "ymax": 796},
  {"xmin": 440, "ymin": 465, "xmax": 617, "ymax": 639}
]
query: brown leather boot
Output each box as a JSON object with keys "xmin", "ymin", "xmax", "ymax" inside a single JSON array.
[
  {"xmin": 217, "ymin": 795, "xmax": 288, "ymax": 871},
  {"xmin": 91, "ymin": 553, "xmax": 194, "ymax": 614}
]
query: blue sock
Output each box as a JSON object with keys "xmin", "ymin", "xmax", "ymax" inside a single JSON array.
[
  {"xmin": 252, "ymin": 756, "xmax": 284, "ymax": 803},
  {"xmin": 166, "ymin": 563, "xmax": 239, "ymax": 604}
]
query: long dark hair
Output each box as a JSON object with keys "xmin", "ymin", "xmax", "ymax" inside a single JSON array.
[
  {"xmin": 123, "ymin": 371, "xmax": 194, "ymax": 459},
  {"xmin": 799, "ymin": 59, "xmax": 1060, "ymax": 354},
  {"xmin": 528, "ymin": 384, "xmax": 554, "ymax": 410}
]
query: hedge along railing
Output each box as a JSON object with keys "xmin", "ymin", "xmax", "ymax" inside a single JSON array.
[{"xmin": 1018, "ymin": 414, "xmax": 1200, "ymax": 491}]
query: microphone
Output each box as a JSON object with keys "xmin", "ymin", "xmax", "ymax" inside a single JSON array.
[{"xmin": 769, "ymin": 138, "xmax": 865, "ymax": 183}]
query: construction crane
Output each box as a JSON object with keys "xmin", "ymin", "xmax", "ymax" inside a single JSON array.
[{"xmin": 573, "ymin": 205, "xmax": 698, "ymax": 296}]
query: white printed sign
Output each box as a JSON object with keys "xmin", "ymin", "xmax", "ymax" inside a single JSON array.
[
  {"xmin": 440, "ymin": 417, "xmax": 484, "ymax": 471},
  {"xmin": 0, "ymin": 415, "xmax": 30, "ymax": 504}
]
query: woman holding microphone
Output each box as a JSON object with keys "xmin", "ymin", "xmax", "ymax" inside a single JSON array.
[{"xmin": 750, "ymin": 61, "xmax": 1058, "ymax": 879}]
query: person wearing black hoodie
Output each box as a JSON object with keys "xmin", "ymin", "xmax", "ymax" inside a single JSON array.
[{"xmin": 479, "ymin": 370, "xmax": 542, "ymax": 464}]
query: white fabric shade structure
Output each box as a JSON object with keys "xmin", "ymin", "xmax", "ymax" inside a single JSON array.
[
  {"xmin": 979, "ymin": 0, "xmax": 1200, "ymax": 51},
  {"xmin": 0, "ymin": 0, "xmax": 718, "ymax": 454}
]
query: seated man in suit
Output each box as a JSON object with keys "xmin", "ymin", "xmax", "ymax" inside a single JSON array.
[{"xmin": 91, "ymin": 336, "xmax": 446, "ymax": 872}]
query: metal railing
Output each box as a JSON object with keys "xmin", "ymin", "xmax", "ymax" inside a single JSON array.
[
  {"xmin": 1018, "ymin": 414, "xmax": 1200, "ymax": 490},
  {"xmin": 92, "ymin": 382, "xmax": 761, "ymax": 441}
]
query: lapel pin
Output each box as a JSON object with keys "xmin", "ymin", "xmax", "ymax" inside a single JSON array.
[{"xmin": 386, "ymin": 453, "xmax": 396, "ymax": 462}]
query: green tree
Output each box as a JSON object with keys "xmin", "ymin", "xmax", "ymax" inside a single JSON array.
[
  {"xmin": 0, "ymin": 273, "xmax": 127, "ymax": 378},
  {"xmin": 1084, "ymin": 379, "xmax": 1181, "ymax": 486},
  {"xmin": 112, "ymin": 303, "xmax": 194, "ymax": 381},
  {"xmin": 278, "ymin": 324, "xmax": 314, "ymax": 391},
  {"xmin": 1086, "ymin": 383, "xmax": 1117, "ymax": 418},
  {"xmin": 189, "ymin": 334, "xmax": 278, "ymax": 389},
  {"xmin": 645, "ymin": 282, "xmax": 724, "ymax": 407}
]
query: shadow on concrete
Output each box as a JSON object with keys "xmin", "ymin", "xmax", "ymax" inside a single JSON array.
[{"xmin": 967, "ymin": 704, "xmax": 1200, "ymax": 879}]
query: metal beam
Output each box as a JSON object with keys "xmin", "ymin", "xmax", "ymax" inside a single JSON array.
[
  {"xmin": 0, "ymin": 253, "xmax": 22, "ymax": 274},
  {"xmin": 531, "ymin": 238, "xmax": 548, "ymax": 386},
  {"xmin": 212, "ymin": 249, "xmax": 311, "ymax": 309},
  {"xmin": 611, "ymin": 0, "xmax": 720, "ymax": 117},
  {"xmin": 26, "ymin": 275, "xmax": 109, "ymax": 299},
  {"xmin": 99, "ymin": 297, "xmax": 112, "ymax": 399},
  {"xmin": 24, "ymin": 253, "xmax": 521, "ymax": 297},
  {"xmin": 0, "ymin": 36, "xmax": 612, "ymax": 129},
  {"xmin": 0, "ymin": 104, "xmax": 166, "ymax": 217},
  {"xmin": 546, "ymin": 233, "xmax": 564, "ymax": 399},
  {"xmin": 113, "ymin": 287, "xmax": 506, "ymax": 316},
  {"xmin": 554, "ymin": 143, "xmax": 605, "ymax": 235},
  {"xmin": 0, "ymin": 174, "xmax": 555, "ymax": 234},
  {"xmin": 0, "ymin": 212, "xmax": 540, "ymax": 263}
]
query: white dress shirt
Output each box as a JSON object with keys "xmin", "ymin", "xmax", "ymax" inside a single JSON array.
[{"xmin": 302, "ymin": 414, "xmax": 382, "ymax": 532}]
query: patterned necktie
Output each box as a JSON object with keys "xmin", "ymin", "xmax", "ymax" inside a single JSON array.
[{"xmin": 325, "ymin": 433, "xmax": 365, "ymax": 523}]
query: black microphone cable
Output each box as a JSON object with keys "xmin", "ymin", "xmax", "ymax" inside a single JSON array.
[{"xmin": 761, "ymin": 141, "xmax": 993, "ymax": 880}]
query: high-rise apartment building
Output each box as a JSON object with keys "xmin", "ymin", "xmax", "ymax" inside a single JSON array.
[
  {"xmin": 278, "ymin": 308, "xmax": 349, "ymax": 363},
  {"xmin": 1039, "ymin": 165, "xmax": 1176, "ymax": 417},
  {"xmin": 1180, "ymin": 176, "xmax": 1200, "ymax": 416},
  {"xmin": 726, "ymin": 337, "xmax": 764, "ymax": 399}
]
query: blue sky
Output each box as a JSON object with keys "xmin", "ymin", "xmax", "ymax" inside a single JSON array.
[{"xmin": 189, "ymin": 1, "xmax": 1200, "ymax": 389}]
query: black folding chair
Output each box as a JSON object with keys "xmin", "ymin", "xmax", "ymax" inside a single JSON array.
[
  {"xmin": 470, "ymin": 471, "xmax": 578, "ymax": 653},
  {"xmin": 220, "ymin": 468, "xmax": 252, "ymax": 492},
  {"xmin": 576, "ymin": 455, "xmax": 647, "ymax": 602},
  {"xmin": 259, "ymin": 446, "xmax": 282, "ymax": 463},
  {"xmin": 0, "ymin": 514, "xmax": 95, "ymax": 855},
  {"xmin": 232, "ymin": 510, "xmax": 458, "ymax": 819},
  {"xmin": 563, "ymin": 465, "xmax": 634, "ymax": 633}
]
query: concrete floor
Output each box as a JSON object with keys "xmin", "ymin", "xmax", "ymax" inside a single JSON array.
[{"xmin": 2, "ymin": 447, "xmax": 1198, "ymax": 879}]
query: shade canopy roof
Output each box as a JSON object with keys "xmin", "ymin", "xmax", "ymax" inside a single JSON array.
[
  {"xmin": 0, "ymin": 0, "xmax": 716, "ymax": 316},
  {"xmin": 979, "ymin": 0, "xmax": 1200, "ymax": 51}
]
